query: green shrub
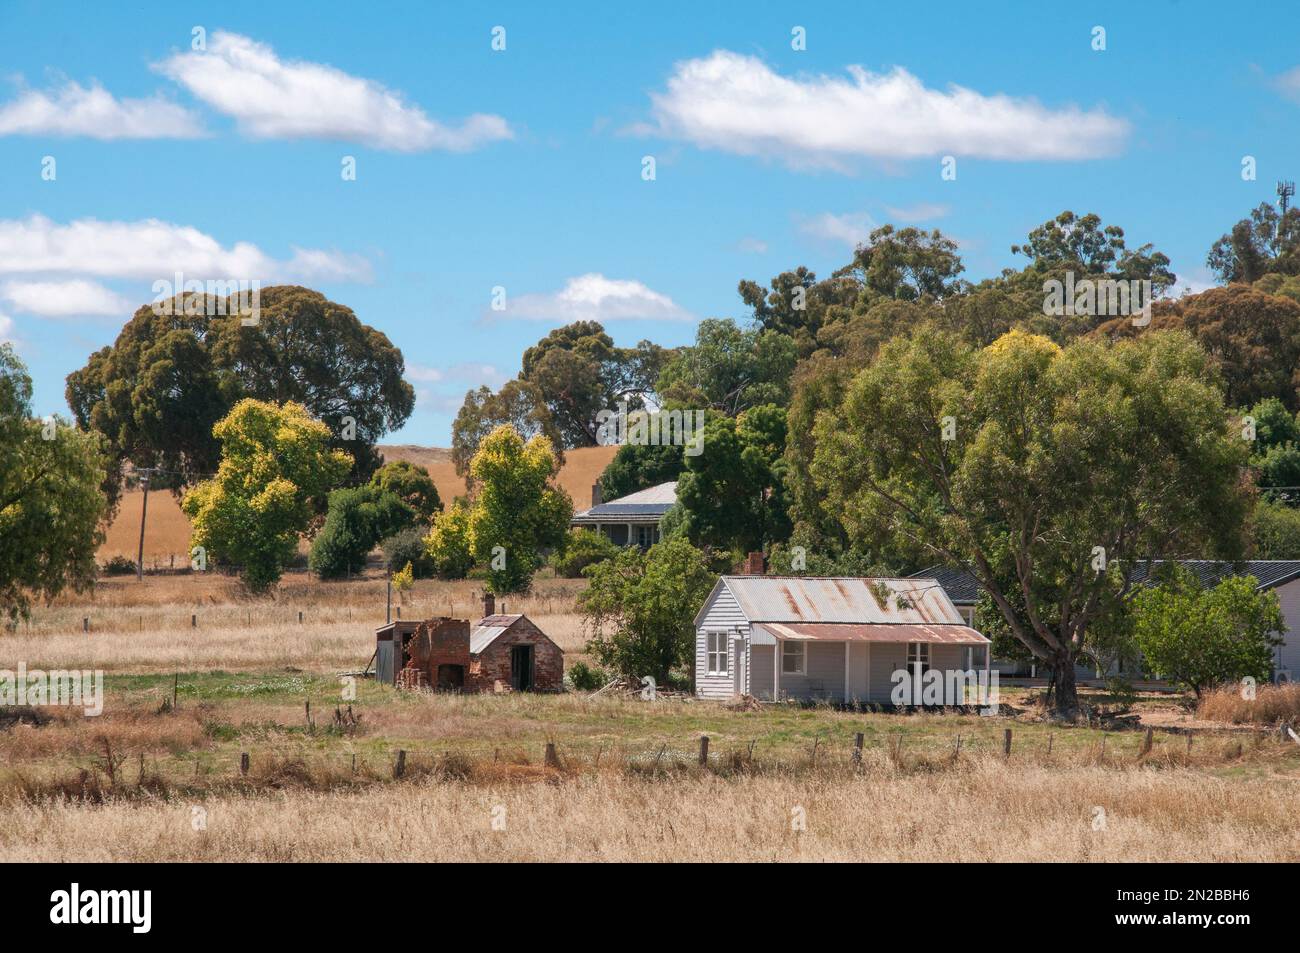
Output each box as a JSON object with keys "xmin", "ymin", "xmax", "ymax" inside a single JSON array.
[
  {"xmin": 381, "ymin": 526, "xmax": 434, "ymax": 578},
  {"xmin": 100, "ymin": 555, "xmax": 137, "ymax": 576},
  {"xmin": 566, "ymin": 660, "xmax": 608, "ymax": 691},
  {"xmin": 551, "ymin": 528, "xmax": 619, "ymax": 578},
  {"xmin": 370, "ymin": 460, "xmax": 442, "ymax": 521},
  {"xmin": 310, "ymin": 486, "xmax": 415, "ymax": 579},
  {"xmin": 425, "ymin": 501, "xmax": 474, "ymax": 579}
]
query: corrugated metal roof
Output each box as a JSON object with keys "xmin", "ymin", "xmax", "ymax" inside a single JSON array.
[
  {"xmin": 722, "ymin": 576, "xmax": 965, "ymax": 625},
  {"xmin": 573, "ymin": 481, "xmax": 677, "ymax": 521},
  {"xmin": 754, "ymin": 622, "xmax": 989, "ymax": 645},
  {"xmin": 914, "ymin": 560, "xmax": 1300, "ymax": 603},
  {"xmin": 469, "ymin": 614, "xmax": 522, "ymax": 654},
  {"xmin": 912, "ymin": 565, "xmax": 983, "ymax": 604}
]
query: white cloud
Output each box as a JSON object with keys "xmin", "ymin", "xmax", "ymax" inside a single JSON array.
[
  {"xmin": 646, "ymin": 51, "xmax": 1129, "ymax": 169},
  {"xmin": 800, "ymin": 211, "xmax": 876, "ymax": 248},
  {"xmin": 1275, "ymin": 67, "xmax": 1300, "ymax": 102},
  {"xmin": 0, "ymin": 314, "xmax": 15, "ymax": 345},
  {"xmin": 407, "ymin": 361, "xmax": 506, "ymax": 387},
  {"xmin": 504, "ymin": 273, "xmax": 693, "ymax": 323},
  {"xmin": 0, "ymin": 79, "xmax": 204, "ymax": 139},
  {"xmin": 736, "ymin": 237, "xmax": 769, "ymax": 254},
  {"xmin": 0, "ymin": 279, "xmax": 132, "ymax": 318},
  {"xmin": 0, "ymin": 215, "xmax": 371, "ymax": 283},
  {"xmin": 156, "ymin": 31, "xmax": 512, "ymax": 152},
  {"xmin": 1171, "ymin": 268, "xmax": 1218, "ymax": 298},
  {"xmin": 884, "ymin": 203, "xmax": 950, "ymax": 222}
]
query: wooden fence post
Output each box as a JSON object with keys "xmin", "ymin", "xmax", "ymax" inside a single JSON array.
[
  {"xmin": 240, "ymin": 752, "xmax": 249, "ymax": 776},
  {"xmin": 83, "ymin": 617, "xmax": 89, "ymax": 633},
  {"xmin": 1003, "ymin": 728, "xmax": 1012, "ymax": 757},
  {"xmin": 545, "ymin": 742, "xmax": 560, "ymax": 769},
  {"xmin": 191, "ymin": 614, "xmax": 196, "ymax": 628},
  {"xmin": 1140, "ymin": 727, "xmax": 1154, "ymax": 757},
  {"xmin": 698, "ymin": 736, "xmax": 709, "ymax": 766},
  {"xmin": 852, "ymin": 732, "xmax": 864, "ymax": 767},
  {"xmin": 393, "ymin": 749, "xmax": 406, "ymax": 778}
]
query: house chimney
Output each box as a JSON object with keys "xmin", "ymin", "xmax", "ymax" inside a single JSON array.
[
  {"xmin": 591, "ymin": 483, "xmax": 602, "ymax": 507},
  {"xmin": 745, "ymin": 551, "xmax": 766, "ymax": 575},
  {"xmin": 483, "ymin": 592, "xmax": 495, "ymax": 618}
]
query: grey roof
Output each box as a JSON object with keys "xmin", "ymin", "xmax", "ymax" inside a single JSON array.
[
  {"xmin": 572, "ymin": 481, "xmax": 677, "ymax": 522},
  {"xmin": 696, "ymin": 576, "xmax": 966, "ymax": 627},
  {"xmin": 913, "ymin": 560, "xmax": 1300, "ymax": 603}
]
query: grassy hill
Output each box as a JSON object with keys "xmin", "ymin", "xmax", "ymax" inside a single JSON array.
[{"xmin": 98, "ymin": 443, "xmax": 617, "ymax": 563}]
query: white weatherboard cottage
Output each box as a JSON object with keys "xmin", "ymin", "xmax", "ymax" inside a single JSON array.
[{"xmin": 693, "ymin": 576, "xmax": 991, "ymax": 703}]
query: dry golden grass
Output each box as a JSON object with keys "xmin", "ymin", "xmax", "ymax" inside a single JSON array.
[
  {"xmin": 2, "ymin": 758, "xmax": 1296, "ymax": 861},
  {"xmin": 7, "ymin": 574, "xmax": 590, "ymax": 672},
  {"xmin": 96, "ymin": 444, "xmax": 618, "ymax": 562},
  {"xmin": 1199, "ymin": 683, "xmax": 1300, "ymax": 725}
]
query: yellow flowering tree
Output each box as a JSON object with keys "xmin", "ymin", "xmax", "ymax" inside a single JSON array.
[{"xmin": 183, "ymin": 399, "xmax": 351, "ymax": 591}]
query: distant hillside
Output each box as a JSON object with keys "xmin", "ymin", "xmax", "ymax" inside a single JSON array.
[{"xmin": 98, "ymin": 444, "xmax": 618, "ymax": 562}]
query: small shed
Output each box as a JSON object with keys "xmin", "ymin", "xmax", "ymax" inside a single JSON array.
[{"xmin": 373, "ymin": 594, "xmax": 563, "ymax": 693}]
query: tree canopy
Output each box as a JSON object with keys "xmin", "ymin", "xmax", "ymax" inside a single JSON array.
[
  {"xmin": 0, "ymin": 345, "xmax": 111, "ymax": 621},
  {"xmin": 810, "ymin": 327, "xmax": 1252, "ymax": 713},
  {"xmin": 66, "ymin": 286, "xmax": 413, "ymax": 506},
  {"xmin": 182, "ymin": 399, "xmax": 352, "ymax": 592},
  {"xmin": 580, "ymin": 538, "xmax": 716, "ymax": 682},
  {"xmin": 1131, "ymin": 568, "xmax": 1283, "ymax": 697}
]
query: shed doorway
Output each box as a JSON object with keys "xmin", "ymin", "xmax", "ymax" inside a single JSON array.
[{"xmin": 511, "ymin": 644, "xmax": 534, "ymax": 691}]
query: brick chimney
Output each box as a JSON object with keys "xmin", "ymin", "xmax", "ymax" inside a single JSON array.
[
  {"xmin": 483, "ymin": 592, "xmax": 495, "ymax": 618},
  {"xmin": 591, "ymin": 483, "xmax": 602, "ymax": 507},
  {"xmin": 745, "ymin": 551, "xmax": 766, "ymax": 575}
]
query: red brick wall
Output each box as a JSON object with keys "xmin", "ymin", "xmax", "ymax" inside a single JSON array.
[
  {"xmin": 469, "ymin": 617, "xmax": 564, "ymax": 693},
  {"xmin": 401, "ymin": 618, "xmax": 470, "ymax": 688}
]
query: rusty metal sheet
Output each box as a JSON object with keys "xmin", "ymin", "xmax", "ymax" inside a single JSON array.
[
  {"xmin": 753, "ymin": 622, "xmax": 989, "ymax": 645},
  {"xmin": 724, "ymin": 577, "xmax": 964, "ymax": 625}
]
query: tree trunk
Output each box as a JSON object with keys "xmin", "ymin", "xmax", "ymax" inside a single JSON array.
[{"xmin": 1051, "ymin": 653, "xmax": 1079, "ymax": 717}]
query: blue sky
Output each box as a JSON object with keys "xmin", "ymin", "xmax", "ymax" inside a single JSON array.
[{"xmin": 1, "ymin": 0, "xmax": 1297, "ymax": 444}]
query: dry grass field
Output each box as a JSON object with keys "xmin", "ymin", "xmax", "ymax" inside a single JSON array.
[
  {"xmin": 97, "ymin": 444, "xmax": 617, "ymax": 563},
  {"xmin": 3, "ymin": 572, "xmax": 1300, "ymax": 861},
  {"xmin": 4, "ymin": 760, "xmax": 1297, "ymax": 862}
]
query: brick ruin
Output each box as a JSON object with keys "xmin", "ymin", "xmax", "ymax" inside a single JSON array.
[{"xmin": 387, "ymin": 601, "xmax": 564, "ymax": 693}]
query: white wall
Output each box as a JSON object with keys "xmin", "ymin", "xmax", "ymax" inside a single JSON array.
[
  {"xmin": 695, "ymin": 581, "xmax": 749, "ymax": 699},
  {"xmin": 1272, "ymin": 578, "xmax": 1300, "ymax": 678}
]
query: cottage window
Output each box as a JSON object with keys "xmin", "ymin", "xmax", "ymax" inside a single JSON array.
[
  {"xmin": 706, "ymin": 631, "xmax": 729, "ymax": 676},
  {"xmin": 907, "ymin": 642, "xmax": 930, "ymax": 676},
  {"xmin": 781, "ymin": 641, "xmax": 806, "ymax": 675}
]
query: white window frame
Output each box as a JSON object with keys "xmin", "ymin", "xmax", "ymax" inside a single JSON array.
[
  {"xmin": 907, "ymin": 642, "xmax": 931, "ymax": 676},
  {"xmin": 706, "ymin": 631, "xmax": 729, "ymax": 676},
  {"xmin": 781, "ymin": 641, "xmax": 806, "ymax": 675}
]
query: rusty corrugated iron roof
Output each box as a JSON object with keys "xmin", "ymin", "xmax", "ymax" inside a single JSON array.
[
  {"xmin": 470, "ymin": 614, "xmax": 524, "ymax": 654},
  {"xmin": 722, "ymin": 576, "xmax": 964, "ymax": 625},
  {"xmin": 753, "ymin": 621, "xmax": 989, "ymax": 645}
]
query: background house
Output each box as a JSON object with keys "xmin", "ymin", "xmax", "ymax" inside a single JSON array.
[
  {"xmin": 915, "ymin": 560, "xmax": 1300, "ymax": 681},
  {"xmin": 570, "ymin": 481, "xmax": 676, "ymax": 548},
  {"xmin": 693, "ymin": 572, "xmax": 989, "ymax": 703},
  {"xmin": 374, "ymin": 594, "xmax": 564, "ymax": 692}
]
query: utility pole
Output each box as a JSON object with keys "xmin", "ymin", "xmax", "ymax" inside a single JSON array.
[
  {"xmin": 1279, "ymin": 181, "xmax": 1295, "ymax": 216},
  {"xmin": 136, "ymin": 467, "xmax": 154, "ymax": 582}
]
